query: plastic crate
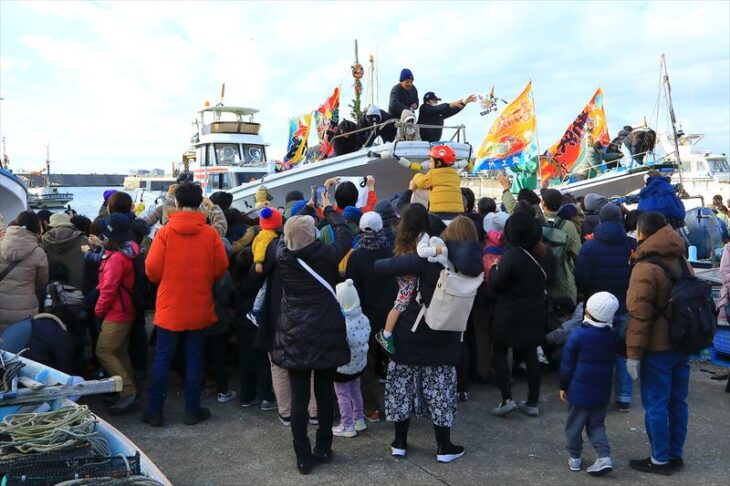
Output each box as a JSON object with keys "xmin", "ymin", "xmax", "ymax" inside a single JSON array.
[
  {"xmin": 714, "ymin": 326, "xmax": 730, "ymax": 356},
  {"xmin": 5, "ymin": 452, "xmax": 141, "ymax": 485}
]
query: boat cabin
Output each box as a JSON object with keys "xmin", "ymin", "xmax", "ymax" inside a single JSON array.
[{"xmin": 191, "ymin": 106, "xmax": 271, "ymax": 192}]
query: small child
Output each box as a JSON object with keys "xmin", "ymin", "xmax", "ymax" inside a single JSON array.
[
  {"xmin": 376, "ymin": 223, "xmax": 448, "ymax": 354},
  {"xmin": 332, "ymin": 279, "xmax": 371, "ymax": 438},
  {"xmin": 410, "ymin": 144, "xmax": 464, "ymax": 220},
  {"xmin": 559, "ymin": 292, "xmax": 620, "ymax": 476},
  {"xmin": 246, "ymin": 208, "xmax": 282, "ymax": 325}
]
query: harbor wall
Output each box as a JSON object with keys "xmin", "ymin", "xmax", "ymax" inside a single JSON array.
[{"xmin": 19, "ymin": 174, "xmax": 125, "ymax": 187}]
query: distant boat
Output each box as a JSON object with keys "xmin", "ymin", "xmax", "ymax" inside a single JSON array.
[{"xmin": 27, "ymin": 146, "xmax": 73, "ymax": 209}]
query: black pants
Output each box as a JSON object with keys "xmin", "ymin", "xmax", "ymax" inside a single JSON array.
[
  {"xmin": 493, "ymin": 344, "xmax": 540, "ymax": 406},
  {"xmin": 129, "ymin": 311, "xmax": 148, "ymax": 372},
  {"xmin": 361, "ymin": 332, "xmax": 385, "ymax": 414},
  {"xmin": 289, "ymin": 369, "xmax": 335, "ymax": 451},
  {"xmin": 237, "ymin": 320, "xmax": 274, "ymax": 402},
  {"xmin": 207, "ymin": 333, "xmax": 229, "ymax": 394}
]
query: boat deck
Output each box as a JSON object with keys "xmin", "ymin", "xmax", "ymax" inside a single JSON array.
[{"xmin": 83, "ymin": 362, "xmax": 729, "ymax": 485}]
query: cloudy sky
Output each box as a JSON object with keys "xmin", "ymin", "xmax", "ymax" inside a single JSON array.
[{"xmin": 1, "ymin": 1, "xmax": 728, "ymax": 174}]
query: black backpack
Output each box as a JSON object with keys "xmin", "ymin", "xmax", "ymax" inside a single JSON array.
[
  {"xmin": 125, "ymin": 247, "xmax": 156, "ymax": 313},
  {"xmin": 645, "ymin": 256, "xmax": 718, "ymax": 354}
]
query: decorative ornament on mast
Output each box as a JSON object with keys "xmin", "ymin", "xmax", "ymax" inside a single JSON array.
[{"xmin": 349, "ymin": 39, "xmax": 364, "ymax": 121}]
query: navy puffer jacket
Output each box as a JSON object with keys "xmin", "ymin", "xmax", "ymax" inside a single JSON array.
[
  {"xmin": 574, "ymin": 221, "xmax": 636, "ymax": 313},
  {"xmin": 560, "ymin": 322, "xmax": 620, "ymax": 410}
]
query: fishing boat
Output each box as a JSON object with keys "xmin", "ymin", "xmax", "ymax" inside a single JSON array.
[
  {"xmin": 0, "ymin": 349, "xmax": 171, "ymax": 485},
  {"xmin": 188, "ymin": 104, "xmax": 472, "ymax": 212},
  {"xmin": 0, "ymin": 138, "xmax": 29, "ymax": 224},
  {"xmin": 26, "ymin": 147, "xmax": 73, "ymax": 209}
]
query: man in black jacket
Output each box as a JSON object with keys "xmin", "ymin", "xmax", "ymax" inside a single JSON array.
[
  {"xmin": 418, "ymin": 92, "xmax": 477, "ymax": 142},
  {"xmin": 388, "ymin": 68, "xmax": 419, "ymax": 119}
]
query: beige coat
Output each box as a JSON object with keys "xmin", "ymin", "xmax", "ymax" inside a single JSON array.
[{"xmin": 0, "ymin": 226, "xmax": 49, "ymax": 327}]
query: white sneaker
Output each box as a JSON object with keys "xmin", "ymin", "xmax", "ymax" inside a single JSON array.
[
  {"xmin": 568, "ymin": 456, "xmax": 582, "ymax": 472},
  {"xmin": 355, "ymin": 418, "xmax": 367, "ymax": 432},
  {"xmin": 332, "ymin": 424, "xmax": 356, "ymax": 438},
  {"xmin": 537, "ymin": 346, "xmax": 549, "ymax": 365},
  {"xmin": 587, "ymin": 457, "xmax": 613, "ymax": 476},
  {"xmin": 491, "ymin": 399, "xmax": 518, "ymax": 417},
  {"xmin": 217, "ymin": 391, "xmax": 237, "ymax": 403}
]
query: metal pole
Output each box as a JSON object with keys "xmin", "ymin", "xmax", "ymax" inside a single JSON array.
[{"xmin": 661, "ymin": 54, "xmax": 684, "ymax": 186}]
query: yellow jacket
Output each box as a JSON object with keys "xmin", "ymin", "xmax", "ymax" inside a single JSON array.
[
  {"xmin": 412, "ymin": 167, "xmax": 464, "ymax": 214},
  {"xmin": 252, "ymin": 229, "xmax": 279, "ymax": 264}
]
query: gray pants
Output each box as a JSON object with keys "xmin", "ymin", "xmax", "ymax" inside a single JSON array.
[{"xmin": 565, "ymin": 405, "xmax": 610, "ymax": 458}]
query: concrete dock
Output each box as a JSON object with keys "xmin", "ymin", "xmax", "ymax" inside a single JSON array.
[{"xmin": 85, "ymin": 363, "xmax": 730, "ymax": 486}]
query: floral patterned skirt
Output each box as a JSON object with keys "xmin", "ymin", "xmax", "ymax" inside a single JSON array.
[{"xmin": 384, "ymin": 361, "xmax": 457, "ymax": 427}]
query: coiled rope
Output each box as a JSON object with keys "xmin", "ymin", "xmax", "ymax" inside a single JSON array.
[
  {"xmin": 55, "ymin": 476, "xmax": 165, "ymax": 486},
  {"xmin": 0, "ymin": 349, "xmax": 27, "ymax": 393},
  {"xmin": 0, "ymin": 405, "xmax": 109, "ymax": 456}
]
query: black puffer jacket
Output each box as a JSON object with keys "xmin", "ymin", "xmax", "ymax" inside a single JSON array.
[
  {"xmin": 345, "ymin": 246, "xmax": 397, "ymax": 332},
  {"xmin": 271, "ymin": 210, "xmax": 353, "ymax": 370},
  {"xmin": 417, "ymin": 102, "xmax": 463, "ymax": 142},
  {"xmin": 490, "ymin": 247, "xmax": 549, "ymax": 348},
  {"xmin": 374, "ymin": 240, "xmax": 483, "ymax": 367},
  {"xmin": 253, "ymin": 238, "xmax": 282, "ymax": 352},
  {"xmin": 388, "ymin": 84, "xmax": 419, "ymax": 119}
]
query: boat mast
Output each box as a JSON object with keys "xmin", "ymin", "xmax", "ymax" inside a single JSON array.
[
  {"xmin": 367, "ymin": 53, "xmax": 375, "ymax": 108},
  {"xmin": 349, "ymin": 40, "xmax": 363, "ymax": 121},
  {"xmin": 45, "ymin": 145, "xmax": 50, "ymax": 187},
  {"xmin": 1, "ymin": 137, "xmax": 8, "ymax": 170},
  {"xmin": 661, "ymin": 54, "xmax": 684, "ymax": 185}
]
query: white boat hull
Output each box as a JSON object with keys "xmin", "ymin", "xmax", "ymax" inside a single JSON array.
[
  {"xmin": 228, "ymin": 142, "xmax": 471, "ymax": 213},
  {"xmin": 555, "ymin": 163, "xmax": 676, "ymax": 198},
  {"xmin": 0, "ymin": 169, "xmax": 28, "ymax": 223}
]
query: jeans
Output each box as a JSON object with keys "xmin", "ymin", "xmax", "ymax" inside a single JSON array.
[
  {"xmin": 289, "ymin": 369, "xmax": 335, "ymax": 452},
  {"xmin": 334, "ymin": 377, "xmax": 363, "ymax": 428},
  {"xmin": 493, "ymin": 344, "xmax": 541, "ymax": 405},
  {"xmin": 640, "ymin": 351, "xmax": 690, "ymax": 463},
  {"xmin": 565, "ymin": 405, "xmax": 610, "ymax": 458},
  {"xmin": 147, "ymin": 327, "xmax": 205, "ymax": 416},
  {"xmin": 613, "ymin": 313, "xmax": 632, "ymax": 404}
]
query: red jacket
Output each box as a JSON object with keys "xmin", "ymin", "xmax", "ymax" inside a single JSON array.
[
  {"xmin": 95, "ymin": 242, "xmax": 138, "ymax": 323},
  {"xmin": 145, "ymin": 211, "xmax": 228, "ymax": 331}
]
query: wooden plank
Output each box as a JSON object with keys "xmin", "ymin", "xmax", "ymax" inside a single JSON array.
[{"xmin": 0, "ymin": 376, "xmax": 122, "ymax": 406}]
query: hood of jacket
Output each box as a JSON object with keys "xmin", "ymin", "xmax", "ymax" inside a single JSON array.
[
  {"xmin": 0, "ymin": 226, "xmax": 41, "ymax": 262},
  {"xmin": 635, "ymin": 225, "xmax": 685, "ymax": 260},
  {"xmin": 445, "ymin": 240, "xmax": 484, "ymax": 276},
  {"xmin": 42, "ymin": 227, "xmax": 85, "ymax": 252},
  {"xmin": 103, "ymin": 240, "xmax": 139, "ymax": 261},
  {"xmin": 343, "ymin": 304, "xmax": 364, "ymax": 319},
  {"xmin": 593, "ymin": 220, "xmax": 628, "ymax": 244},
  {"xmin": 167, "ymin": 210, "xmax": 208, "ymax": 236},
  {"xmin": 639, "ymin": 176, "xmax": 673, "ymax": 198}
]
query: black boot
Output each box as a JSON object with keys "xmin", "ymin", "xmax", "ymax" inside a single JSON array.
[
  {"xmin": 312, "ymin": 427, "xmax": 333, "ymax": 464},
  {"xmin": 434, "ymin": 425, "xmax": 465, "ymax": 463},
  {"xmin": 293, "ymin": 439, "xmax": 315, "ymax": 475},
  {"xmin": 391, "ymin": 419, "xmax": 410, "ymax": 457}
]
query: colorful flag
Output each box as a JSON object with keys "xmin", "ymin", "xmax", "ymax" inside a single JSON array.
[
  {"xmin": 540, "ymin": 88, "xmax": 610, "ymax": 186},
  {"xmin": 314, "ymin": 87, "xmax": 340, "ymax": 158},
  {"xmin": 284, "ymin": 113, "xmax": 312, "ymax": 166},
  {"xmin": 472, "ymin": 82, "xmax": 538, "ymax": 172}
]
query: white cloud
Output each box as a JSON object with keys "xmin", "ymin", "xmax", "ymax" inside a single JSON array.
[{"xmin": 0, "ymin": 0, "xmax": 728, "ymax": 174}]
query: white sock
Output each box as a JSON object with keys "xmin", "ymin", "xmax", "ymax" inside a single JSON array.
[
  {"xmin": 651, "ymin": 457, "xmax": 668, "ymax": 465},
  {"xmin": 383, "ymin": 330, "xmax": 392, "ymax": 338}
]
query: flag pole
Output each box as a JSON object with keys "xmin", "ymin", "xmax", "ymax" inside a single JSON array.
[{"xmin": 530, "ymin": 79, "xmax": 543, "ymax": 189}]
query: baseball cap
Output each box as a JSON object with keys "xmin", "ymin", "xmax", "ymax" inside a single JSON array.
[
  {"xmin": 359, "ymin": 211, "xmax": 383, "ymax": 233},
  {"xmin": 540, "ymin": 188, "xmax": 563, "ymax": 211},
  {"xmin": 423, "ymin": 91, "xmax": 441, "ymax": 102}
]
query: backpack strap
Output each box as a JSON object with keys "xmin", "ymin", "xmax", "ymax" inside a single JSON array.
[
  {"xmin": 0, "ymin": 258, "xmax": 23, "ymax": 282},
  {"xmin": 520, "ymin": 248, "xmax": 547, "ymax": 282}
]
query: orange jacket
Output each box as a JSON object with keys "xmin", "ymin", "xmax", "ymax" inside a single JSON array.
[{"xmin": 145, "ymin": 211, "xmax": 228, "ymax": 331}]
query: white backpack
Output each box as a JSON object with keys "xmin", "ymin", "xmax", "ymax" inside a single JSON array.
[{"xmin": 412, "ymin": 268, "xmax": 484, "ymax": 333}]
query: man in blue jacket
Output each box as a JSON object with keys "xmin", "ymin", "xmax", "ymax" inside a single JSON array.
[
  {"xmin": 574, "ymin": 202, "xmax": 637, "ymax": 412},
  {"xmin": 560, "ymin": 292, "xmax": 620, "ymax": 476}
]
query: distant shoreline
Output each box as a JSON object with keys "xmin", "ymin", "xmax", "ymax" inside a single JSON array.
[{"xmin": 15, "ymin": 173, "xmax": 126, "ymax": 187}]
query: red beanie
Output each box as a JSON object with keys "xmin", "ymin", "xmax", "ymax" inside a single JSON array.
[{"xmin": 259, "ymin": 207, "xmax": 282, "ymax": 230}]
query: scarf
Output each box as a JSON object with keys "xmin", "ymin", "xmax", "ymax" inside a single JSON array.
[{"xmin": 357, "ymin": 230, "xmax": 390, "ymax": 250}]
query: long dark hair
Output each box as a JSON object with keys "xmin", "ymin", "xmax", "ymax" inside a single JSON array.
[
  {"xmin": 394, "ymin": 203, "xmax": 429, "ymax": 256},
  {"xmin": 10, "ymin": 211, "xmax": 41, "ymax": 235}
]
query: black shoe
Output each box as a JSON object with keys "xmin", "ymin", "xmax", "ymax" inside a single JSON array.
[
  {"xmin": 109, "ymin": 394, "xmax": 139, "ymax": 415},
  {"xmin": 615, "ymin": 401, "xmax": 630, "ymax": 413},
  {"xmin": 183, "ymin": 407, "xmax": 211, "ymax": 425},
  {"xmin": 669, "ymin": 457, "xmax": 684, "ymax": 471},
  {"xmin": 294, "ymin": 440, "xmax": 315, "ymax": 475},
  {"xmin": 629, "ymin": 457, "xmax": 672, "ymax": 476},
  {"xmin": 141, "ymin": 411, "xmax": 164, "ymax": 427},
  {"xmin": 312, "ymin": 448, "xmax": 333, "ymax": 464},
  {"xmin": 312, "ymin": 428, "xmax": 333, "ymax": 463},
  {"xmin": 391, "ymin": 419, "xmax": 409, "ymax": 457},
  {"xmin": 434, "ymin": 425, "xmax": 465, "ymax": 463}
]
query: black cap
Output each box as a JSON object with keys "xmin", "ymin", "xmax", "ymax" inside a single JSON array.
[
  {"xmin": 540, "ymin": 188, "xmax": 564, "ymax": 211},
  {"xmin": 423, "ymin": 91, "xmax": 441, "ymax": 102}
]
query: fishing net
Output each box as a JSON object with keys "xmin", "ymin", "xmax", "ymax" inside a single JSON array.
[{"xmin": 4, "ymin": 453, "xmax": 142, "ymax": 486}]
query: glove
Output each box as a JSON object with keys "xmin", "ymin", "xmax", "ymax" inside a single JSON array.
[{"xmin": 626, "ymin": 358, "xmax": 640, "ymax": 381}]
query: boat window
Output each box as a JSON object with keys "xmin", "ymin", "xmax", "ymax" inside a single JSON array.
[
  {"xmin": 681, "ymin": 160, "xmax": 692, "ymax": 172},
  {"xmin": 242, "ymin": 145, "xmax": 266, "ymax": 165},
  {"xmin": 708, "ymin": 158, "xmax": 729, "ymax": 172},
  {"xmin": 214, "ymin": 144, "xmax": 242, "ymax": 166},
  {"xmin": 206, "ymin": 145, "xmax": 215, "ymax": 167},
  {"xmin": 695, "ymin": 160, "xmax": 707, "ymax": 172},
  {"xmin": 232, "ymin": 172, "xmax": 267, "ymax": 186},
  {"xmin": 208, "ymin": 172, "xmax": 233, "ymax": 190},
  {"xmin": 150, "ymin": 181, "xmax": 168, "ymax": 191}
]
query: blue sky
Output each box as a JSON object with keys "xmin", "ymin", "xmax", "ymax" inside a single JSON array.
[{"xmin": 1, "ymin": 1, "xmax": 728, "ymax": 174}]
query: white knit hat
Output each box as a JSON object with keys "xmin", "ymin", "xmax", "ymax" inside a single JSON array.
[
  {"xmin": 359, "ymin": 211, "xmax": 383, "ymax": 233},
  {"xmin": 336, "ymin": 279, "xmax": 360, "ymax": 311},
  {"xmin": 586, "ymin": 292, "xmax": 619, "ymax": 325}
]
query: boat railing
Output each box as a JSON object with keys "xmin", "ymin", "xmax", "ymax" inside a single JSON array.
[
  {"xmin": 554, "ymin": 149, "xmax": 673, "ymax": 183},
  {"xmin": 328, "ymin": 119, "xmax": 468, "ymax": 147}
]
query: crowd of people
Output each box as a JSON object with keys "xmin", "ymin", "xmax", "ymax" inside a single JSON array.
[{"xmin": 1, "ymin": 144, "xmax": 728, "ymax": 478}]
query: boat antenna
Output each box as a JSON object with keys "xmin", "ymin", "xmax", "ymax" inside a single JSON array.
[
  {"xmin": 367, "ymin": 53, "xmax": 375, "ymax": 108},
  {"xmin": 1, "ymin": 136, "xmax": 8, "ymax": 170},
  {"xmin": 217, "ymin": 83, "xmax": 225, "ymax": 106},
  {"xmin": 45, "ymin": 145, "xmax": 51, "ymax": 187},
  {"xmin": 661, "ymin": 54, "xmax": 684, "ymax": 186}
]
